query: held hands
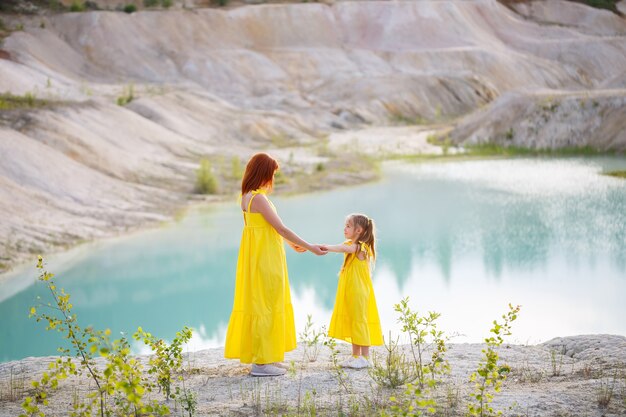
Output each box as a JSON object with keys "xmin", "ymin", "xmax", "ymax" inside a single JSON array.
[
  {"xmin": 288, "ymin": 241, "xmax": 327, "ymax": 255},
  {"xmin": 309, "ymin": 244, "xmax": 328, "ymax": 256}
]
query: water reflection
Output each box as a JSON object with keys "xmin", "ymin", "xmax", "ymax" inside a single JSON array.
[{"xmin": 1, "ymin": 157, "xmax": 625, "ymax": 362}]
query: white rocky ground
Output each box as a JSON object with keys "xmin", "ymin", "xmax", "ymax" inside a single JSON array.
[{"xmin": 0, "ymin": 335, "xmax": 624, "ymax": 416}]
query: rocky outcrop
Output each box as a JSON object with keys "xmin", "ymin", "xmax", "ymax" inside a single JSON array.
[{"xmin": 448, "ymin": 90, "xmax": 626, "ymax": 151}]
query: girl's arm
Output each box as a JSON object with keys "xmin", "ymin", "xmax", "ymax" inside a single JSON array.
[
  {"xmin": 253, "ymin": 195, "xmax": 326, "ymax": 255},
  {"xmin": 322, "ymin": 242, "xmax": 358, "ymax": 254}
]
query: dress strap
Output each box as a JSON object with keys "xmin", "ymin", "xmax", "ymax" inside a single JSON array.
[{"xmin": 246, "ymin": 189, "xmax": 266, "ymax": 213}]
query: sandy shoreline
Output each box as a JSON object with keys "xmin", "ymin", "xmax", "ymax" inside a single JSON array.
[{"xmin": 0, "ymin": 335, "xmax": 624, "ymax": 416}]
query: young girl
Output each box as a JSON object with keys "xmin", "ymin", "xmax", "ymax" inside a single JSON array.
[
  {"xmin": 224, "ymin": 153, "xmax": 326, "ymax": 377},
  {"xmin": 325, "ymin": 213, "xmax": 383, "ymax": 369}
]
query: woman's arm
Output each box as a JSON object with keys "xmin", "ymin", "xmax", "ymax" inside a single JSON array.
[{"xmin": 253, "ymin": 195, "xmax": 325, "ymax": 255}]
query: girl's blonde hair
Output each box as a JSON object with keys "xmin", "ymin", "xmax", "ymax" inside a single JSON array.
[{"xmin": 343, "ymin": 213, "xmax": 376, "ymax": 270}]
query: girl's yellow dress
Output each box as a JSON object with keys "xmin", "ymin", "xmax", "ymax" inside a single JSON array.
[
  {"xmin": 224, "ymin": 190, "xmax": 296, "ymax": 364},
  {"xmin": 328, "ymin": 241, "xmax": 383, "ymax": 346}
]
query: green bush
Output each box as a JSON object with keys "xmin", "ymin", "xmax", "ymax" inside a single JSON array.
[
  {"xmin": 581, "ymin": 0, "xmax": 619, "ymax": 12},
  {"xmin": 195, "ymin": 159, "xmax": 219, "ymax": 194},
  {"xmin": 144, "ymin": 0, "xmax": 159, "ymax": 6},
  {"xmin": 116, "ymin": 84, "xmax": 134, "ymax": 106},
  {"xmin": 369, "ymin": 332, "xmax": 417, "ymax": 389},
  {"xmin": 21, "ymin": 257, "xmax": 196, "ymax": 417},
  {"xmin": 0, "ymin": 92, "xmax": 48, "ymax": 110},
  {"xmin": 467, "ymin": 304, "xmax": 521, "ymax": 417},
  {"xmin": 161, "ymin": 0, "xmax": 173, "ymax": 7},
  {"xmin": 298, "ymin": 315, "xmax": 325, "ymax": 363},
  {"xmin": 123, "ymin": 4, "xmax": 137, "ymax": 13},
  {"xmin": 69, "ymin": 1, "xmax": 85, "ymax": 12}
]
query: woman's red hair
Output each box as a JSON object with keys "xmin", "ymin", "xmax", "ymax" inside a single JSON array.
[{"xmin": 241, "ymin": 153, "xmax": 279, "ymax": 195}]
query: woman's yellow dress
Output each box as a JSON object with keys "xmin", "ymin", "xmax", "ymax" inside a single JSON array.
[
  {"xmin": 224, "ymin": 190, "xmax": 296, "ymax": 364},
  {"xmin": 328, "ymin": 241, "xmax": 383, "ymax": 346}
]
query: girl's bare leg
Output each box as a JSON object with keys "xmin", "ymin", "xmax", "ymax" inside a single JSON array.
[{"xmin": 352, "ymin": 344, "xmax": 361, "ymax": 357}]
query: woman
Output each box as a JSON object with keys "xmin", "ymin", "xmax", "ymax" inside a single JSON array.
[{"xmin": 224, "ymin": 153, "xmax": 326, "ymax": 376}]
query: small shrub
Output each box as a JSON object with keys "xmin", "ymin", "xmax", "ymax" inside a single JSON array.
[
  {"xmin": 467, "ymin": 303, "xmax": 521, "ymax": 417},
  {"xmin": 302, "ymin": 389, "xmax": 318, "ymax": 415},
  {"xmin": 394, "ymin": 297, "xmax": 450, "ymax": 390},
  {"xmin": 116, "ymin": 84, "xmax": 134, "ymax": 106},
  {"xmin": 581, "ymin": 363, "xmax": 594, "ymax": 379},
  {"xmin": 21, "ymin": 257, "xmax": 198, "ymax": 417},
  {"xmin": 315, "ymin": 162, "xmax": 325, "ymax": 172},
  {"xmin": 369, "ymin": 332, "xmax": 417, "ymax": 388},
  {"xmin": 144, "ymin": 0, "xmax": 159, "ymax": 6},
  {"xmin": 0, "ymin": 92, "xmax": 48, "ymax": 110},
  {"xmin": 22, "ymin": 256, "xmax": 173, "ymax": 417},
  {"xmin": 550, "ymin": 347, "xmax": 564, "ymax": 377},
  {"xmin": 298, "ymin": 315, "xmax": 325, "ymax": 362},
  {"xmin": 133, "ymin": 326, "xmax": 192, "ymax": 400},
  {"xmin": 434, "ymin": 104, "xmax": 442, "ymax": 120},
  {"xmin": 604, "ymin": 170, "xmax": 626, "ymax": 179},
  {"xmin": 596, "ymin": 369, "xmax": 621, "ymax": 409},
  {"xmin": 323, "ymin": 336, "xmax": 352, "ymax": 394},
  {"xmin": 384, "ymin": 298, "xmax": 449, "ymax": 416},
  {"xmin": 516, "ymin": 362, "xmax": 545, "ymax": 384},
  {"xmin": 69, "ymin": 1, "xmax": 85, "ymax": 12},
  {"xmin": 195, "ymin": 159, "xmax": 219, "ymax": 194},
  {"xmin": 161, "ymin": 0, "xmax": 173, "ymax": 7},
  {"xmin": 540, "ymin": 98, "xmax": 559, "ymax": 113},
  {"xmin": 123, "ymin": 4, "xmax": 137, "ymax": 13},
  {"xmin": 505, "ymin": 128, "xmax": 515, "ymax": 141},
  {"xmin": 426, "ymin": 134, "xmax": 439, "ymax": 145},
  {"xmin": 442, "ymin": 136, "xmax": 452, "ymax": 156},
  {"xmin": 578, "ymin": 0, "xmax": 620, "ymax": 13}
]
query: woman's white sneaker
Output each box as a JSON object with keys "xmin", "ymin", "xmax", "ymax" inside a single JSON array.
[{"xmin": 250, "ymin": 364, "xmax": 287, "ymax": 376}]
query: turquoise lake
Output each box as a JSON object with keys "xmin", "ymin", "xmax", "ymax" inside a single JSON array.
[{"xmin": 1, "ymin": 157, "xmax": 625, "ymax": 362}]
